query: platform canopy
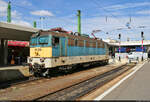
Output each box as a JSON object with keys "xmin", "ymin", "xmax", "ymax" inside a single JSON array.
[{"xmin": 0, "ymin": 22, "xmax": 39, "ymax": 41}]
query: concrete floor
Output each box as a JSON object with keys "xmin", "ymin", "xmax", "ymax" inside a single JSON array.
[{"xmin": 103, "ymin": 62, "xmax": 150, "ymax": 100}]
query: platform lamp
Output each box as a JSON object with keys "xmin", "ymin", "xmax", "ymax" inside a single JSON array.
[
  {"xmin": 118, "ymin": 34, "xmax": 121, "ymax": 61},
  {"xmin": 141, "ymin": 31, "xmax": 144, "ymax": 61}
]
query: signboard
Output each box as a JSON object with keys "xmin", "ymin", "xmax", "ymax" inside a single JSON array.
[{"xmin": 8, "ymin": 41, "xmax": 29, "ymax": 47}]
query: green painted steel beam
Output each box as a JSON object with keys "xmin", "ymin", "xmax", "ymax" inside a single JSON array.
[
  {"xmin": 77, "ymin": 10, "xmax": 81, "ymax": 35},
  {"xmin": 7, "ymin": 1, "xmax": 11, "ymax": 23}
]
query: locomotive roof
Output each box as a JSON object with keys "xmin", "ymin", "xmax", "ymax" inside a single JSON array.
[{"xmin": 32, "ymin": 30, "xmax": 103, "ymax": 42}]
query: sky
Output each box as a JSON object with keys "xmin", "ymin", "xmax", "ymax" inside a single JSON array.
[{"xmin": 0, "ymin": 0, "xmax": 150, "ymax": 41}]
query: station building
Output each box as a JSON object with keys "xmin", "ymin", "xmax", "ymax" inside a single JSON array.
[{"xmin": 104, "ymin": 39, "xmax": 150, "ymax": 59}]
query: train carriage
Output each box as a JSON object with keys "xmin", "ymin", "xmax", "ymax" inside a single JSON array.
[{"xmin": 28, "ymin": 30, "xmax": 109, "ymax": 76}]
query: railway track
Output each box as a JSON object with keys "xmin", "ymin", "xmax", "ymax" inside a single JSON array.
[
  {"xmin": 0, "ymin": 76, "xmax": 43, "ymax": 89},
  {"xmin": 34, "ymin": 64, "xmax": 135, "ymax": 101}
]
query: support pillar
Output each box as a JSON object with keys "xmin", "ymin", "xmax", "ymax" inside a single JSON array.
[{"xmin": 0, "ymin": 39, "xmax": 8, "ymax": 66}]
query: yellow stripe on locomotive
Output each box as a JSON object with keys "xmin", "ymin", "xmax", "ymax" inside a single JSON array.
[{"xmin": 30, "ymin": 47, "xmax": 52, "ymax": 58}]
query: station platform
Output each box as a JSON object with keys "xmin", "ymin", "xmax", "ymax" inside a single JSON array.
[
  {"xmin": 0, "ymin": 65, "xmax": 27, "ymax": 70},
  {"xmin": 0, "ymin": 65, "xmax": 31, "ymax": 83},
  {"xmin": 101, "ymin": 61, "xmax": 150, "ymax": 100}
]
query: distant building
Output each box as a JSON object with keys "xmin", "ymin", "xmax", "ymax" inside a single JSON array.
[{"xmin": 103, "ymin": 39, "xmax": 150, "ymax": 59}]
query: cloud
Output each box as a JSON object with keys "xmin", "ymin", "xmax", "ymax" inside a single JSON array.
[
  {"xmin": 0, "ymin": 10, "xmax": 22, "ymax": 19},
  {"xmin": 12, "ymin": 20, "xmax": 32, "ymax": 27},
  {"xmin": 0, "ymin": 0, "xmax": 7, "ymax": 12},
  {"xmin": 104, "ymin": 2, "xmax": 150, "ymax": 11},
  {"xmin": 0, "ymin": 0, "xmax": 7, "ymax": 17},
  {"xmin": 21, "ymin": 0, "xmax": 32, "ymax": 6},
  {"xmin": 136, "ymin": 10, "xmax": 150, "ymax": 15},
  {"xmin": 31, "ymin": 10, "xmax": 54, "ymax": 16},
  {"xmin": 12, "ymin": 10, "xmax": 22, "ymax": 19}
]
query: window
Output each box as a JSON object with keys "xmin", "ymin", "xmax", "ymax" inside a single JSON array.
[
  {"xmin": 75, "ymin": 39, "xmax": 78, "ymax": 46},
  {"xmin": 52, "ymin": 36, "xmax": 59, "ymax": 46},
  {"xmin": 78, "ymin": 40, "xmax": 84, "ymax": 47},
  {"xmin": 86, "ymin": 41, "xmax": 90, "ymax": 47},
  {"xmin": 93, "ymin": 42, "xmax": 96, "ymax": 48},
  {"xmin": 38, "ymin": 36, "xmax": 49, "ymax": 44}
]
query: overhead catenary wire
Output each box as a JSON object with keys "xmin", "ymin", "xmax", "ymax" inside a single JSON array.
[
  {"xmin": 91, "ymin": 0, "xmax": 141, "ymax": 33},
  {"xmin": 91, "ymin": 0, "xmax": 148, "ymax": 40},
  {"xmin": 91, "ymin": 0, "xmax": 126, "ymax": 26}
]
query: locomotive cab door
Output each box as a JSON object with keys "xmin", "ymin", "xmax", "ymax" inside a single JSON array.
[
  {"xmin": 52, "ymin": 36, "xmax": 67, "ymax": 57},
  {"xmin": 59, "ymin": 37, "xmax": 67, "ymax": 56}
]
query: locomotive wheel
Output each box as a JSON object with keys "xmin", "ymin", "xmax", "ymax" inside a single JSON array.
[{"xmin": 34, "ymin": 72, "xmax": 42, "ymax": 77}]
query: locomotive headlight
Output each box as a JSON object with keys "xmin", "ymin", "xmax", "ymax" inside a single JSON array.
[
  {"xmin": 29, "ymin": 58, "xmax": 33, "ymax": 62},
  {"xmin": 40, "ymin": 58, "xmax": 45, "ymax": 62}
]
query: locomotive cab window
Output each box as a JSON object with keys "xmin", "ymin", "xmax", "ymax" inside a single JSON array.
[
  {"xmin": 52, "ymin": 36, "xmax": 59, "ymax": 46},
  {"xmin": 38, "ymin": 36, "xmax": 49, "ymax": 44}
]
